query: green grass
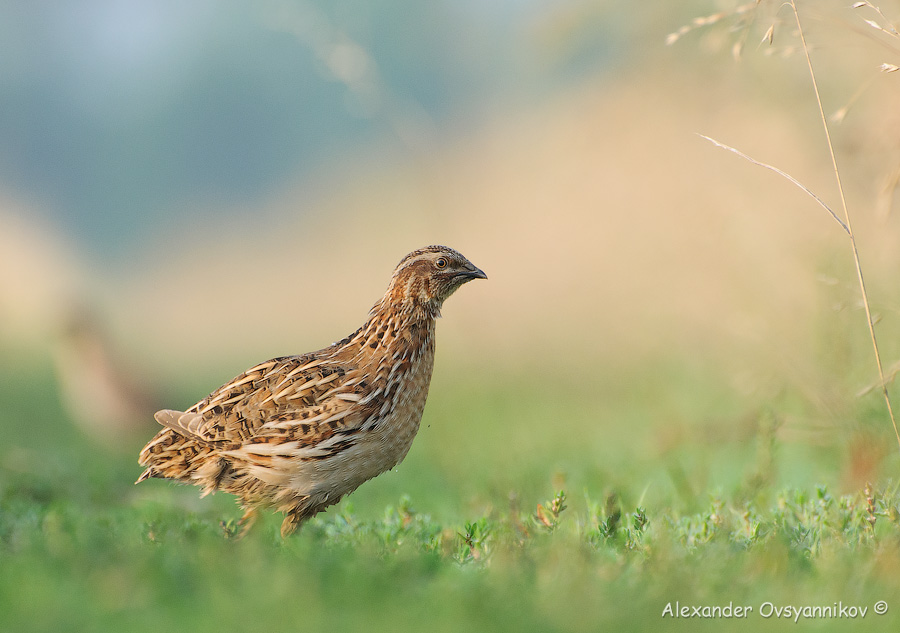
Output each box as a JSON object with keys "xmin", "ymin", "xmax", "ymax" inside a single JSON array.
[{"xmin": 2, "ymin": 350, "xmax": 900, "ymax": 632}]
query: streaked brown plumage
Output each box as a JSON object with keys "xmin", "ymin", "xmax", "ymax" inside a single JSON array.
[{"xmin": 137, "ymin": 245, "xmax": 486, "ymax": 537}]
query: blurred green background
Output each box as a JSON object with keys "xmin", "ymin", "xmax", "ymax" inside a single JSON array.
[{"xmin": 3, "ymin": 1, "xmax": 900, "ymax": 631}]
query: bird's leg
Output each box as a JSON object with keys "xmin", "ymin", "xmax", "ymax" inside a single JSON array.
[
  {"xmin": 280, "ymin": 510, "xmax": 304, "ymax": 538},
  {"xmin": 234, "ymin": 507, "xmax": 258, "ymax": 539}
]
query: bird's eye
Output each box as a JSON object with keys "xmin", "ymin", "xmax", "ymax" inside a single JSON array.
[{"xmin": 435, "ymin": 257, "xmax": 447, "ymax": 269}]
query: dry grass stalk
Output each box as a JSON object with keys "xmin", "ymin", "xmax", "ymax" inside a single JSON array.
[
  {"xmin": 788, "ymin": 0, "xmax": 900, "ymax": 452},
  {"xmin": 692, "ymin": 1, "xmax": 900, "ymax": 452},
  {"xmin": 853, "ymin": 2, "xmax": 900, "ymax": 39},
  {"xmin": 697, "ymin": 134, "xmax": 849, "ymax": 234},
  {"xmin": 829, "ymin": 3, "xmax": 900, "ymax": 121},
  {"xmin": 850, "ymin": 2, "xmax": 900, "ymax": 74},
  {"xmin": 665, "ymin": 2, "xmax": 760, "ymax": 47},
  {"xmin": 829, "ymin": 76, "xmax": 878, "ymax": 124},
  {"xmin": 857, "ymin": 360, "xmax": 900, "ymax": 397}
]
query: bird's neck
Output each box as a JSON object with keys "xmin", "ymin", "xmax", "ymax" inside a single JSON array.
[{"xmin": 354, "ymin": 296, "xmax": 437, "ymax": 362}]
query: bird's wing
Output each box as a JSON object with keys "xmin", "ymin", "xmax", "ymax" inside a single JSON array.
[
  {"xmin": 153, "ymin": 409, "xmax": 207, "ymax": 441},
  {"xmin": 153, "ymin": 354, "xmax": 373, "ymax": 447}
]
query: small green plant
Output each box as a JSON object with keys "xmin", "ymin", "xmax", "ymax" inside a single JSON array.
[
  {"xmin": 597, "ymin": 493, "xmax": 622, "ymax": 540},
  {"xmin": 534, "ymin": 490, "xmax": 567, "ymax": 531},
  {"xmin": 456, "ymin": 518, "xmax": 491, "ymax": 563}
]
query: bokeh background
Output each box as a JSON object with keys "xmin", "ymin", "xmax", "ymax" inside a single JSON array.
[{"xmin": 3, "ymin": 0, "xmax": 900, "ymax": 551}]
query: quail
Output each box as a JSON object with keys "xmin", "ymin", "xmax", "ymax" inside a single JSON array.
[{"xmin": 137, "ymin": 245, "xmax": 486, "ymax": 537}]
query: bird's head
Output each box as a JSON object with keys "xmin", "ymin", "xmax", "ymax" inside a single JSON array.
[{"xmin": 385, "ymin": 245, "xmax": 487, "ymax": 314}]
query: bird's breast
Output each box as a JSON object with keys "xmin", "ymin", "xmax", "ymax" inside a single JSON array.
[
  {"xmin": 287, "ymin": 335, "xmax": 436, "ymax": 498},
  {"xmin": 357, "ymin": 336, "xmax": 435, "ymax": 466}
]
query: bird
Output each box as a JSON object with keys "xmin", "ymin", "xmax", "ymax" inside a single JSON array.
[
  {"xmin": 54, "ymin": 305, "xmax": 161, "ymax": 447},
  {"xmin": 136, "ymin": 245, "xmax": 486, "ymax": 537}
]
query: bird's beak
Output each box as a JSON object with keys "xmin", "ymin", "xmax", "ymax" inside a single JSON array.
[{"xmin": 461, "ymin": 263, "xmax": 487, "ymax": 281}]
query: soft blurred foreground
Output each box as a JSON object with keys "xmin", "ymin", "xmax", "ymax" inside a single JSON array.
[{"xmin": 3, "ymin": 1, "xmax": 900, "ymax": 631}]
